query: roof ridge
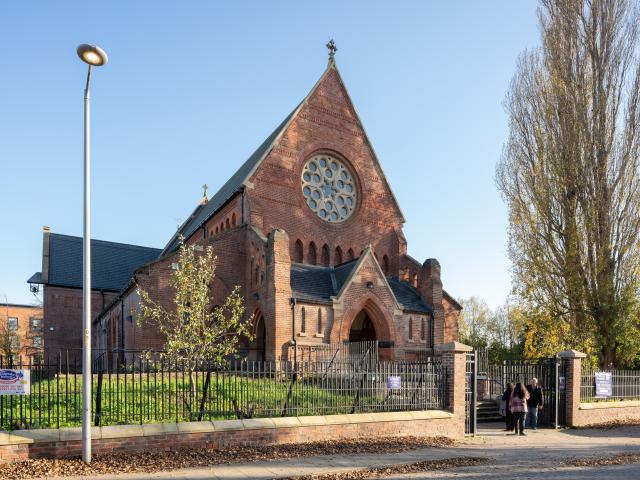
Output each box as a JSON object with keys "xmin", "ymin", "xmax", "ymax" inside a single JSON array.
[
  {"xmin": 162, "ymin": 62, "xmax": 339, "ymax": 254},
  {"xmin": 49, "ymin": 232, "xmax": 162, "ymax": 252}
]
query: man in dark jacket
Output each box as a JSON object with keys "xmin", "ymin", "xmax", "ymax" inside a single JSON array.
[{"xmin": 526, "ymin": 378, "xmax": 543, "ymax": 430}]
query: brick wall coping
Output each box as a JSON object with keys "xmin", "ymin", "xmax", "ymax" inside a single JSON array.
[
  {"xmin": 0, "ymin": 410, "xmax": 453, "ymax": 447},
  {"xmin": 580, "ymin": 400, "xmax": 640, "ymax": 410},
  {"xmin": 434, "ymin": 341, "xmax": 473, "ymax": 353},
  {"xmin": 558, "ymin": 349, "xmax": 587, "ymax": 359}
]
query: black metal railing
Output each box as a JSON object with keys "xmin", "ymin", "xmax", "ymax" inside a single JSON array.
[
  {"xmin": 0, "ymin": 350, "xmax": 447, "ymax": 431},
  {"xmin": 581, "ymin": 366, "xmax": 640, "ymax": 402},
  {"xmin": 289, "ymin": 340, "xmax": 379, "ymax": 366}
]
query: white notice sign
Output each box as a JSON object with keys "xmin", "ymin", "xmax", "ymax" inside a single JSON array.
[{"xmin": 0, "ymin": 370, "xmax": 30, "ymax": 395}]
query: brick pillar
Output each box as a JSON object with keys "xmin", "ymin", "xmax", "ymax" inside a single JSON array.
[
  {"xmin": 419, "ymin": 258, "xmax": 445, "ymax": 346},
  {"xmin": 435, "ymin": 341, "xmax": 473, "ymax": 438},
  {"xmin": 558, "ymin": 349, "xmax": 586, "ymax": 427},
  {"xmin": 265, "ymin": 229, "xmax": 292, "ymax": 361}
]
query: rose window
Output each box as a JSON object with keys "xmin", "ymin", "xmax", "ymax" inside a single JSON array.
[{"xmin": 301, "ymin": 155, "xmax": 356, "ymax": 222}]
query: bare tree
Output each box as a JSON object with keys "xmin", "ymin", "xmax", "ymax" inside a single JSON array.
[{"xmin": 497, "ymin": 0, "xmax": 640, "ymax": 367}]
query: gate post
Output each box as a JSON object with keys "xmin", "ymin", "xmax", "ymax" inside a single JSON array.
[
  {"xmin": 435, "ymin": 341, "xmax": 473, "ymax": 437},
  {"xmin": 558, "ymin": 349, "xmax": 586, "ymax": 427}
]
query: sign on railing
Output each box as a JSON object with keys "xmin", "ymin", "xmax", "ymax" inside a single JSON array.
[
  {"xmin": 0, "ymin": 370, "xmax": 30, "ymax": 395},
  {"xmin": 595, "ymin": 372, "xmax": 613, "ymax": 398}
]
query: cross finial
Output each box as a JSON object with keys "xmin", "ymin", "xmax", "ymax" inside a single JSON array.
[
  {"xmin": 202, "ymin": 184, "xmax": 208, "ymax": 198},
  {"xmin": 326, "ymin": 39, "xmax": 337, "ymax": 63}
]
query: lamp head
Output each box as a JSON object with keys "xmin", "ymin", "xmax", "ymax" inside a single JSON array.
[{"xmin": 77, "ymin": 44, "xmax": 108, "ymax": 66}]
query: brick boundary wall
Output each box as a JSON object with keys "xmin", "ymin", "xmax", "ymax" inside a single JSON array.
[
  {"xmin": 0, "ymin": 410, "xmax": 455, "ymax": 463},
  {"xmin": 560, "ymin": 349, "xmax": 640, "ymax": 427}
]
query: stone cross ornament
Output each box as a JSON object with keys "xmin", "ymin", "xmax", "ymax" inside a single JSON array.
[{"xmin": 326, "ymin": 39, "xmax": 337, "ymax": 60}]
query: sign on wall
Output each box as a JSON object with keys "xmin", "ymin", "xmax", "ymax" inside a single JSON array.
[
  {"xmin": 559, "ymin": 376, "xmax": 566, "ymax": 391},
  {"xmin": 0, "ymin": 370, "xmax": 30, "ymax": 395},
  {"xmin": 387, "ymin": 376, "xmax": 401, "ymax": 390},
  {"xmin": 595, "ymin": 371, "xmax": 612, "ymax": 398}
]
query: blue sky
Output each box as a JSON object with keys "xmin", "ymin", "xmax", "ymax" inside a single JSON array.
[{"xmin": 0, "ymin": 1, "xmax": 539, "ymax": 308}]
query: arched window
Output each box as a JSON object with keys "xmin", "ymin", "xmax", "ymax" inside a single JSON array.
[
  {"xmin": 334, "ymin": 246, "xmax": 343, "ymax": 265},
  {"xmin": 420, "ymin": 317, "xmax": 426, "ymax": 341},
  {"xmin": 301, "ymin": 307, "xmax": 306, "ymax": 333},
  {"xmin": 231, "ymin": 213, "xmax": 236, "ymax": 226},
  {"xmin": 321, "ymin": 244, "xmax": 330, "ymax": 266},
  {"xmin": 408, "ymin": 317, "xmax": 413, "ymax": 340},
  {"xmin": 347, "ymin": 248, "xmax": 355, "ymax": 261},
  {"xmin": 294, "ymin": 239, "xmax": 304, "ymax": 263},
  {"xmin": 215, "ymin": 227, "xmax": 218, "ymax": 234},
  {"xmin": 308, "ymin": 242, "xmax": 317, "ymax": 265},
  {"xmin": 317, "ymin": 308, "xmax": 322, "ymax": 333},
  {"xmin": 225, "ymin": 218, "xmax": 230, "ymax": 229},
  {"xmin": 220, "ymin": 222, "xmax": 224, "ymax": 231},
  {"xmin": 383, "ymin": 255, "xmax": 389, "ymax": 274},
  {"xmin": 412, "ymin": 273, "xmax": 418, "ymax": 288}
]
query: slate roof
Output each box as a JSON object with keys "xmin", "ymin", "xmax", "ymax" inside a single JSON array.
[
  {"xmin": 30, "ymin": 233, "xmax": 162, "ymax": 292},
  {"xmin": 386, "ymin": 277, "xmax": 433, "ymax": 314},
  {"xmin": 161, "ymin": 104, "xmax": 300, "ymax": 255},
  {"xmin": 290, "ymin": 261, "xmax": 433, "ymax": 314}
]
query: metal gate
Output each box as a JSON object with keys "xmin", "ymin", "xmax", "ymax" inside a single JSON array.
[
  {"xmin": 465, "ymin": 351, "xmax": 477, "ymax": 435},
  {"xmin": 500, "ymin": 357, "xmax": 567, "ymax": 428}
]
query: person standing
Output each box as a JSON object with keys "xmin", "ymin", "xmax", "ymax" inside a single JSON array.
[
  {"xmin": 526, "ymin": 378, "xmax": 543, "ymax": 430},
  {"xmin": 510, "ymin": 382, "xmax": 529, "ymax": 435},
  {"xmin": 502, "ymin": 382, "xmax": 515, "ymax": 432}
]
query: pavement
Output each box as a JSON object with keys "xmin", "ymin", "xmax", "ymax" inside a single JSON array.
[{"xmin": 52, "ymin": 423, "xmax": 640, "ymax": 480}]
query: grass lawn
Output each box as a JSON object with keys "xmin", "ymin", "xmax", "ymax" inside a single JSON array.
[{"xmin": 0, "ymin": 371, "xmax": 441, "ymax": 430}]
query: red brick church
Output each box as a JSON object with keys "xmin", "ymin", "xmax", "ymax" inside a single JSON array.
[{"xmin": 30, "ymin": 44, "xmax": 461, "ymax": 361}]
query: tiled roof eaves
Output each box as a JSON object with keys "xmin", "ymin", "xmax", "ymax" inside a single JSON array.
[{"xmin": 290, "ymin": 295, "xmax": 333, "ymax": 306}]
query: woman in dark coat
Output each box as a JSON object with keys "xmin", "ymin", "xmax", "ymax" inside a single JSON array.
[{"xmin": 502, "ymin": 382, "xmax": 515, "ymax": 432}]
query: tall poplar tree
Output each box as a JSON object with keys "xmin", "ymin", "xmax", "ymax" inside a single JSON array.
[{"xmin": 497, "ymin": 0, "xmax": 640, "ymax": 367}]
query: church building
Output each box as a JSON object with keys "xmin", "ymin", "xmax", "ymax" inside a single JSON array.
[{"xmin": 31, "ymin": 44, "xmax": 461, "ymax": 362}]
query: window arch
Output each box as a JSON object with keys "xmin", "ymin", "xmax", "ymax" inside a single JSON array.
[
  {"xmin": 383, "ymin": 255, "xmax": 389, "ymax": 274},
  {"xmin": 347, "ymin": 248, "xmax": 355, "ymax": 261},
  {"xmin": 420, "ymin": 317, "xmax": 426, "ymax": 341},
  {"xmin": 215, "ymin": 226, "xmax": 219, "ymax": 234},
  {"xmin": 294, "ymin": 239, "xmax": 304, "ymax": 263},
  {"xmin": 334, "ymin": 246, "xmax": 343, "ymax": 265},
  {"xmin": 225, "ymin": 218, "xmax": 230, "ymax": 229},
  {"xmin": 301, "ymin": 307, "xmax": 306, "ymax": 333},
  {"xmin": 308, "ymin": 242, "xmax": 317, "ymax": 265},
  {"xmin": 317, "ymin": 308, "xmax": 322, "ymax": 333},
  {"xmin": 412, "ymin": 273, "xmax": 418, "ymax": 288},
  {"xmin": 231, "ymin": 213, "xmax": 236, "ymax": 226},
  {"xmin": 408, "ymin": 317, "xmax": 413, "ymax": 340},
  {"xmin": 321, "ymin": 244, "xmax": 330, "ymax": 266},
  {"xmin": 220, "ymin": 222, "xmax": 224, "ymax": 232}
]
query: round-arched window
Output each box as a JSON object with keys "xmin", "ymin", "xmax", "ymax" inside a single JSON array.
[{"xmin": 301, "ymin": 154, "xmax": 356, "ymax": 223}]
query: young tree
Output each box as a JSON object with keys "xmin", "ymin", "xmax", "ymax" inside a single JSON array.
[
  {"xmin": 496, "ymin": 0, "xmax": 640, "ymax": 367},
  {"xmin": 137, "ymin": 239, "xmax": 254, "ymax": 417}
]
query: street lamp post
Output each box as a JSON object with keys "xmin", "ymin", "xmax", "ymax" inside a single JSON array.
[{"xmin": 76, "ymin": 43, "xmax": 108, "ymax": 464}]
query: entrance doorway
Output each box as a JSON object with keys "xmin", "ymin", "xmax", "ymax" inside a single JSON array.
[{"xmin": 348, "ymin": 310, "xmax": 377, "ymax": 342}]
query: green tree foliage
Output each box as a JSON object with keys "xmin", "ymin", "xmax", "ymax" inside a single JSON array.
[
  {"xmin": 458, "ymin": 297, "xmax": 524, "ymax": 362},
  {"xmin": 496, "ymin": 0, "xmax": 640, "ymax": 367}
]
